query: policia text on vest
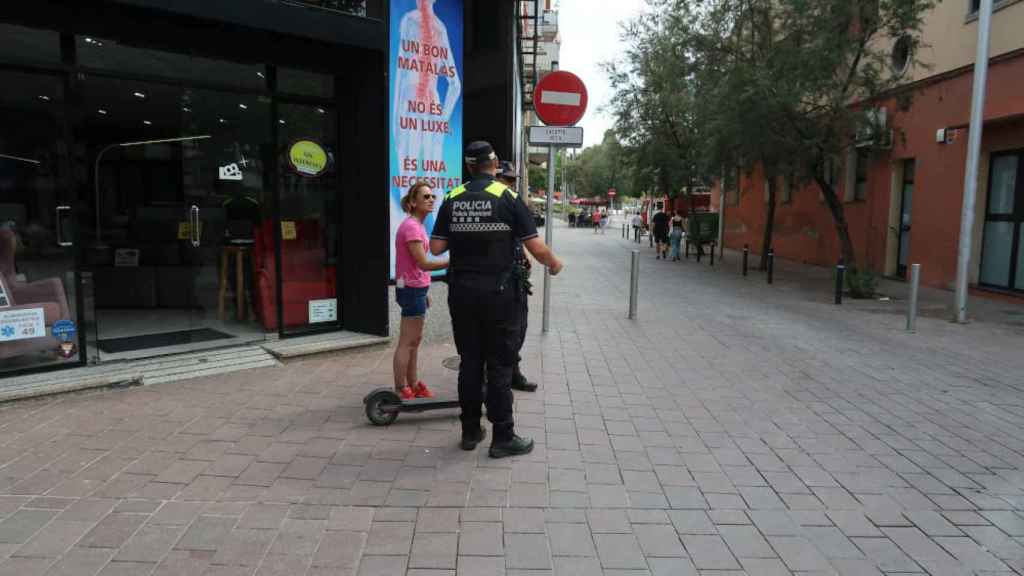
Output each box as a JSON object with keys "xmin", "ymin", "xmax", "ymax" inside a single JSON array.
[{"xmin": 429, "ymin": 141, "xmax": 563, "ymax": 458}]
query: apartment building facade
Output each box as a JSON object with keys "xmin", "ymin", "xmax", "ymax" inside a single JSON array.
[{"xmin": 713, "ymin": 0, "xmax": 1024, "ymax": 294}]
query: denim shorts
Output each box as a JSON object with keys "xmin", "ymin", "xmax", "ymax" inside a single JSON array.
[{"xmin": 396, "ymin": 286, "xmax": 429, "ymax": 318}]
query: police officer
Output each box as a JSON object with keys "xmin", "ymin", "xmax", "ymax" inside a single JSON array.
[
  {"xmin": 496, "ymin": 161, "xmax": 538, "ymax": 393},
  {"xmin": 430, "ymin": 142, "xmax": 563, "ymax": 458}
]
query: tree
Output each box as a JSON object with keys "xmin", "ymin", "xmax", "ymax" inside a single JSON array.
[
  {"xmin": 563, "ymin": 131, "xmax": 637, "ymax": 200},
  {"xmin": 604, "ymin": 1, "xmax": 711, "ymax": 206},
  {"xmin": 689, "ymin": 0, "xmax": 934, "ymax": 271}
]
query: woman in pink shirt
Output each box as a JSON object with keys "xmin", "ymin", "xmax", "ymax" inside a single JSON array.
[{"xmin": 393, "ymin": 182, "xmax": 449, "ymax": 400}]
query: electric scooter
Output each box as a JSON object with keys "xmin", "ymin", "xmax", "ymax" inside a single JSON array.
[
  {"xmin": 363, "ymin": 388, "xmax": 461, "ymax": 426},
  {"xmin": 363, "ymin": 355, "xmax": 463, "ymax": 426}
]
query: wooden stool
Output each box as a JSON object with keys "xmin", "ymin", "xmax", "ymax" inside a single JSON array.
[{"xmin": 218, "ymin": 245, "xmax": 250, "ymax": 321}]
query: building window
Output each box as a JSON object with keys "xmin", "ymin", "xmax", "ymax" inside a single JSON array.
[
  {"xmin": 891, "ymin": 36, "xmax": 912, "ymax": 77},
  {"xmin": 854, "ymin": 149, "xmax": 869, "ymax": 201},
  {"xmin": 968, "ymin": 0, "xmax": 1015, "ymax": 18}
]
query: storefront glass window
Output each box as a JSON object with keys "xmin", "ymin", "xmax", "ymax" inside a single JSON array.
[
  {"xmin": 76, "ymin": 36, "xmax": 267, "ymax": 91},
  {"xmin": 77, "ymin": 74, "xmax": 272, "ymax": 359},
  {"xmin": 276, "ymin": 103, "xmax": 340, "ymax": 333},
  {"xmin": 0, "ymin": 24, "xmax": 60, "ymax": 67},
  {"xmin": 0, "ymin": 71, "xmax": 81, "ymax": 375},
  {"xmin": 278, "ymin": 68, "xmax": 335, "ymax": 99}
]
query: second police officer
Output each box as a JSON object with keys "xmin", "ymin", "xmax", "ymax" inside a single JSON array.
[
  {"xmin": 497, "ymin": 160, "xmax": 538, "ymax": 393},
  {"xmin": 430, "ymin": 142, "xmax": 563, "ymax": 458}
]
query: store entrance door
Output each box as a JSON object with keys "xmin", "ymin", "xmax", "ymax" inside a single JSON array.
[
  {"xmin": 979, "ymin": 151, "xmax": 1024, "ymax": 292},
  {"xmin": 82, "ymin": 75, "xmax": 272, "ymax": 360},
  {"xmin": 0, "ymin": 69, "xmax": 84, "ymax": 376}
]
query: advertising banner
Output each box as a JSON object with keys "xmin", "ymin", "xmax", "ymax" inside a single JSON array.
[{"xmin": 389, "ymin": 0, "xmax": 463, "ymax": 278}]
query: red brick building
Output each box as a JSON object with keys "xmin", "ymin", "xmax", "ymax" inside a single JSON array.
[{"xmin": 712, "ymin": 1, "xmax": 1024, "ymax": 294}]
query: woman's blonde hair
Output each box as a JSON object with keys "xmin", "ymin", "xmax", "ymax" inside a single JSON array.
[{"xmin": 401, "ymin": 181, "xmax": 432, "ymax": 213}]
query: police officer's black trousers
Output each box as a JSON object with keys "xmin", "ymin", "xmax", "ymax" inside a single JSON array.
[
  {"xmin": 514, "ymin": 290, "xmax": 528, "ymax": 377},
  {"xmin": 448, "ymin": 273, "xmax": 521, "ymax": 443}
]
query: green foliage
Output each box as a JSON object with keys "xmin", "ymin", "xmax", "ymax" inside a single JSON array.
[
  {"xmin": 607, "ymin": 0, "xmax": 936, "ymax": 271},
  {"xmin": 845, "ymin": 268, "xmax": 878, "ymax": 299},
  {"xmin": 563, "ymin": 131, "xmax": 637, "ymax": 198}
]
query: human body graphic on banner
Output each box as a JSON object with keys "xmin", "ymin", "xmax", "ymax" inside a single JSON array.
[{"xmin": 390, "ymin": 0, "xmax": 463, "ymax": 277}]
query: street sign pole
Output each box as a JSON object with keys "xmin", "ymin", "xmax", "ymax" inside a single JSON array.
[
  {"xmin": 532, "ymin": 70, "xmax": 588, "ymax": 335},
  {"xmin": 954, "ymin": 0, "xmax": 993, "ymax": 323},
  {"xmin": 542, "ymin": 144, "xmax": 555, "ymax": 333}
]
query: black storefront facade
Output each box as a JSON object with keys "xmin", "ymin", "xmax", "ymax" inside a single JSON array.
[{"xmin": 0, "ymin": 0, "xmax": 521, "ymax": 378}]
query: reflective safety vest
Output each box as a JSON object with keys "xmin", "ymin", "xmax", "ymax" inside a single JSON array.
[{"xmin": 446, "ymin": 181, "xmax": 518, "ymax": 200}]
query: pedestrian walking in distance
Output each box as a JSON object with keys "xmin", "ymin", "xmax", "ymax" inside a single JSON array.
[
  {"xmin": 430, "ymin": 141, "xmax": 563, "ymax": 458},
  {"xmin": 392, "ymin": 182, "xmax": 449, "ymax": 400},
  {"xmin": 651, "ymin": 207, "xmax": 670, "ymax": 259},
  {"xmin": 669, "ymin": 210, "xmax": 684, "ymax": 261}
]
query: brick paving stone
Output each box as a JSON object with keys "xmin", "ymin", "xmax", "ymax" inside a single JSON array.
[
  {"xmin": 12, "ymin": 520, "xmax": 93, "ymax": 559},
  {"xmin": 505, "ymin": 533, "xmax": 551, "ymax": 570},
  {"xmin": 546, "ymin": 524, "xmax": 596, "ymax": 557},
  {"xmin": 767, "ymin": 536, "xmax": 833, "ymax": 572},
  {"xmin": 210, "ymin": 529, "xmax": 276, "ymax": 567},
  {"xmin": 237, "ymin": 504, "xmax": 289, "ymax": 531},
  {"xmin": 460, "ymin": 522, "xmax": 504, "ymax": 556},
  {"xmin": 632, "ymin": 524, "xmax": 685, "ymax": 557},
  {"xmin": 503, "ymin": 509, "xmax": 546, "ymax": 534},
  {"xmin": 266, "ymin": 519, "xmax": 324, "ymax": 557},
  {"xmin": 113, "ymin": 524, "xmax": 186, "ymax": 563},
  {"xmin": 680, "ymin": 534, "xmax": 739, "ymax": 570},
  {"xmin": 457, "ymin": 555, "xmax": 505, "ymax": 576},
  {"xmin": 363, "ymin": 522, "xmax": 413, "ymax": 556},
  {"xmin": 311, "ymin": 530, "xmax": 366, "ymax": 569},
  {"xmin": 39, "ymin": 547, "xmax": 114, "ymax": 576},
  {"xmin": 935, "ymin": 536, "xmax": 1010, "ymax": 571},
  {"xmin": 592, "ymin": 533, "xmax": 646, "ymax": 570},
  {"xmin": 77, "ymin": 513, "xmax": 148, "ymax": 549},
  {"xmin": 409, "ymin": 532, "xmax": 457, "ymax": 569},
  {"xmin": 645, "ymin": 556, "xmax": 697, "ymax": 576},
  {"xmin": 174, "ymin": 516, "xmax": 238, "ymax": 552},
  {"xmin": 717, "ymin": 525, "xmax": 775, "ymax": 559},
  {"xmin": 0, "ymin": 509, "xmax": 58, "ymax": 545},
  {"xmin": 852, "ymin": 537, "xmax": 920, "ymax": 572},
  {"xmin": 738, "ymin": 557, "xmax": 793, "ymax": 576},
  {"xmin": 981, "ymin": 511, "xmax": 1024, "ymax": 537}
]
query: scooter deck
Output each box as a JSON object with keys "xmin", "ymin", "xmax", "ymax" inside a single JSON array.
[{"xmin": 397, "ymin": 398, "xmax": 461, "ymax": 412}]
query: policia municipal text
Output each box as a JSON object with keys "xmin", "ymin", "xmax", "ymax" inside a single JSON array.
[{"xmin": 430, "ymin": 141, "xmax": 564, "ymax": 458}]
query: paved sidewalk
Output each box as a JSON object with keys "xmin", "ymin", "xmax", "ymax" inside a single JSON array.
[{"xmin": 1, "ymin": 219, "xmax": 1024, "ymax": 575}]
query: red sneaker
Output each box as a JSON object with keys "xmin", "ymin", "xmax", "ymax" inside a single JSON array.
[
  {"xmin": 398, "ymin": 386, "xmax": 416, "ymax": 401},
  {"xmin": 413, "ymin": 381, "xmax": 434, "ymax": 398}
]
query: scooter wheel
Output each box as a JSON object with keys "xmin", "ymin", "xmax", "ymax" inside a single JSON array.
[{"xmin": 364, "ymin": 389, "xmax": 401, "ymax": 426}]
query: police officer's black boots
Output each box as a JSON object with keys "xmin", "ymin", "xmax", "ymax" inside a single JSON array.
[
  {"xmin": 489, "ymin": 435, "xmax": 534, "ymax": 459},
  {"xmin": 461, "ymin": 428, "xmax": 486, "ymax": 451},
  {"xmin": 510, "ymin": 369, "xmax": 538, "ymax": 392}
]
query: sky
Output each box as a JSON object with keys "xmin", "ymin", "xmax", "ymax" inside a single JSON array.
[{"xmin": 557, "ymin": 0, "xmax": 646, "ymax": 148}]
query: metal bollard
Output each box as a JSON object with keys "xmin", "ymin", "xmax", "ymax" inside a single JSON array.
[
  {"xmin": 628, "ymin": 250, "xmax": 639, "ymax": 319},
  {"xmin": 696, "ymin": 243, "xmax": 702, "ymax": 263},
  {"xmin": 835, "ymin": 262, "xmax": 845, "ymax": 305},
  {"xmin": 622, "ymin": 223, "xmax": 626, "ymax": 238},
  {"xmin": 710, "ymin": 244, "xmax": 715, "ymax": 267},
  {"xmin": 767, "ymin": 249, "xmax": 774, "ymax": 284},
  {"xmin": 742, "ymin": 245, "xmax": 749, "ymax": 277},
  {"xmin": 907, "ymin": 263, "xmax": 920, "ymax": 332}
]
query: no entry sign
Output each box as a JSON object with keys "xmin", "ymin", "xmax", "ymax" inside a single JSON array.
[{"xmin": 534, "ymin": 70, "xmax": 588, "ymax": 127}]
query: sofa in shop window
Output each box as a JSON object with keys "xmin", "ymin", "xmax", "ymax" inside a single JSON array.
[
  {"xmin": 0, "ymin": 229, "xmax": 71, "ymax": 360},
  {"xmin": 253, "ymin": 219, "xmax": 336, "ymax": 332}
]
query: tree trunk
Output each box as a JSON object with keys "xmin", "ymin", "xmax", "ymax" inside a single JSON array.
[
  {"xmin": 759, "ymin": 178, "xmax": 777, "ymax": 270},
  {"xmin": 813, "ymin": 173, "xmax": 858, "ymax": 271}
]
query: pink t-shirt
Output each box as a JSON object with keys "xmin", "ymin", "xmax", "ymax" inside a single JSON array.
[{"xmin": 395, "ymin": 216, "xmax": 431, "ymax": 288}]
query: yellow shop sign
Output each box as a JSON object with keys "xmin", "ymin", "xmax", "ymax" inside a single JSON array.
[{"xmin": 288, "ymin": 140, "xmax": 328, "ymax": 177}]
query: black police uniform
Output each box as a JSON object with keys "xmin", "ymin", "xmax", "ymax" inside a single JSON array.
[{"xmin": 432, "ymin": 174, "xmax": 538, "ymax": 445}]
